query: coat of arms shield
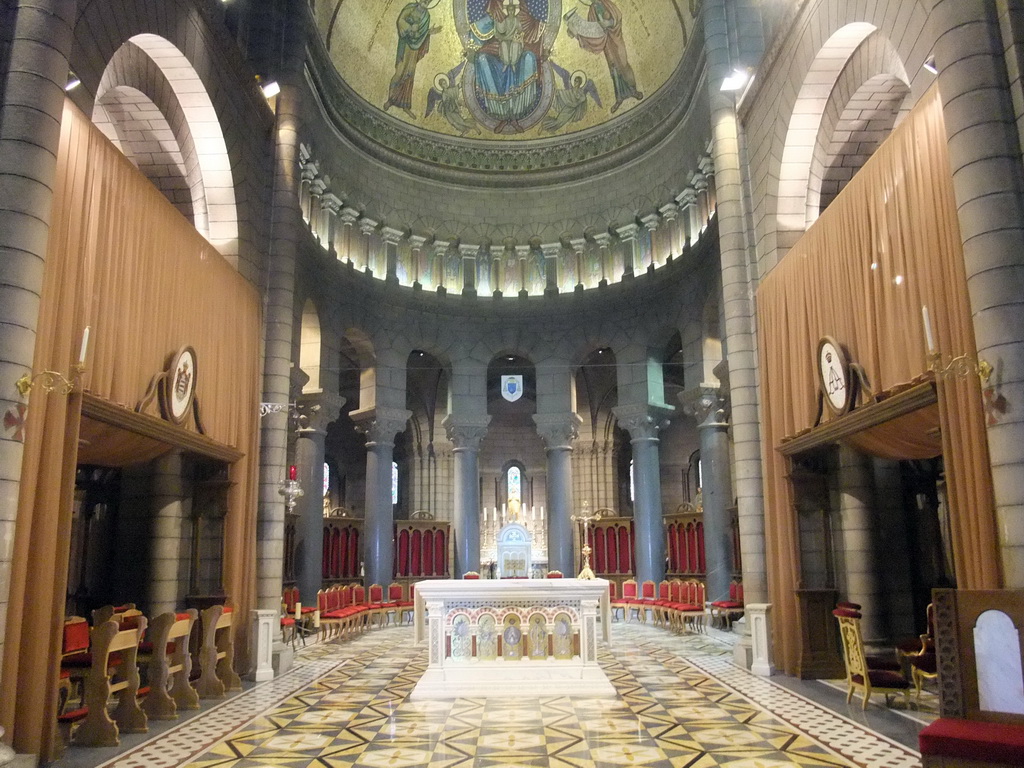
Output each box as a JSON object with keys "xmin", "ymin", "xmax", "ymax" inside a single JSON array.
[{"xmin": 501, "ymin": 374, "xmax": 524, "ymax": 402}]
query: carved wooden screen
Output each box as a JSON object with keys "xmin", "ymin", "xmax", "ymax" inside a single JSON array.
[
  {"xmin": 321, "ymin": 520, "xmax": 363, "ymax": 582},
  {"xmin": 583, "ymin": 512, "xmax": 634, "ymax": 578},
  {"xmin": 395, "ymin": 519, "xmax": 452, "ymax": 580}
]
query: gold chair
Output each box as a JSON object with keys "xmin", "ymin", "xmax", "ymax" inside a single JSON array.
[{"xmin": 834, "ymin": 608, "xmax": 911, "ymax": 709}]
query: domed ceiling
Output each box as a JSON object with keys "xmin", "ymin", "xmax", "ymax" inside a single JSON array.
[{"xmin": 314, "ymin": 0, "xmax": 698, "ymax": 147}]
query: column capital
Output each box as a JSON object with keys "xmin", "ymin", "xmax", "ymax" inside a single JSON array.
[
  {"xmin": 533, "ymin": 413, "xmax": 582, "ymax": 450},
  {"xmin": 381, "ymin": 226, "xmax": 404, "ymax": 245},
  {"xmin": 296, "ymin": 392, "xmax": 346, "ymax": 434},
  {"xmin": 351, "ymin": 406, "xmax": 410, "ymax": 446},
  {"xmin": 340, "ymin": 207, "xmax": 360, "ymax": 225},
  {"xmin": 613, "ymin": 403, "xmax": 672, "ymax": 441},
  {"xmin": 699, "ymin": 154, "xmax": 715, "ymax": 178},
  {"xmin": 442, "ymin": 414, "xmax": 491, "ymax": 450},
  {"xmin": 459, "ymin": 243, "xmax": 480, "ymax": 257},
  {"xmin": 676, "ymin": 188, "xmax": 698, "ymax": 208},
  {"xmin": 592, "ymin": 232, "xmax": 613, "ymax": 248},
  {"xmin": 659, "ymin": 202, "xmax": 680, "ymax": 221},
  {"xmin": 615, "ymin": 222, "xmax": 640, "ymax": 241},
  {"xmin": 432, "ymin": 240, "xmax": 451, "ymax": 258},
  {"xmin": 679, "ymin": 386, "xmax": 729, "ymax": 428},
  {"xmin": 321, "ymin": 192, "xmax": 343, "ymax": 215},
  {"xmin": 300, "ymin": 159, "xmax": 319, "ymax": 183},
  {"xmin": 358, "ymin": 217, "xmax": 379, "ymax": 236},
  {"xmin": 640, "ymin": 213, "xmax": 660, "ymax": 232},
  {"xmin": 541, "ymin": 242, "xmax": 562, "ymax": 259},
  {"xmin": 310, "ymin": 177, "xmax": 327, "ymax": 196},
  {"xmin": 569, "ymin": 237, "xmax": 587, "ymax": 254},
  {"xmin": 490, "ymin": 244, "xmax": 506, "ymax": 260},
  {"xmin": 691, "ymin": 171, "xmax": 708, "ymax": 192},
  {"xmin": 515, "ymin": 244, "xmax": 531, "ymax": 259},
  {"xmin": 409, "ymin": 234, "xmax": 428, "ymax": 250}
]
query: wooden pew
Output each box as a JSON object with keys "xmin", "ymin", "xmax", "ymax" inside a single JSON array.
[
  {"xmin": 62, "ymin": 617, "xmax": 148, "ymax": 747},
  {"xmin": 195, "ymin": 605, "xmax": 242, "ymax": 699},
  {"xmin": 918, "ymin": 589, "xmax": 1024, "ymax": 767},
  {"xmin": 141, "ymin": 610, "xmax": 199, "ymax": 719}
]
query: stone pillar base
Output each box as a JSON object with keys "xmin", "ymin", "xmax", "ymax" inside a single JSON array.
[
  {"xmin": 272, "ymin": 641, "xmax": 294, "ymax": 676},
  {"xmin": 748, "ymin": 604, "xmax": 775, "ymax": 677},
  {"xmin": 250, "ymin": 609, "xmax": 276, "ymax": 682}
]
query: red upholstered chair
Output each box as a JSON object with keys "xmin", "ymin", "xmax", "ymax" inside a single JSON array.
[
  {"xmin": 350, "ymin": 584, "xmax": 370, "ymax": 634},
  {"xmin": 651, "ymin": 581, "xmax": 672, "ymax": 627},
  {"xmin": 614, "ymin": 579, "xmax": 639, "ymax": 622},
  {"xmin": 670, "ymin": 580, "xmax": 707, "ymax": 633},
  {"xmin": 833, "ymin": 608, "xmax": 910, "ymax": 709},
  {"xmin": 710, "ymin": 580, "xmax": 745, "ymax": 629},
  {"xmin": 58, "ymin": 617, "xmax": 92, "ymax": 716}
]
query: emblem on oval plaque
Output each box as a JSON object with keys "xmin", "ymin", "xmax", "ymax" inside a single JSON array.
[
  {"xmin": 160, "ymin": 346, "xmax": 198, "ymax": 425},
  {"xmin": 501, "ymin": 374, "xmax": 524, "ymax": 402}
]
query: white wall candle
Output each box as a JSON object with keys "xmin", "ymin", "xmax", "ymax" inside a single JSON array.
[
  {"xmin": 78, "ymin": 325, "xmax": 91, "ymax": 365},
  {"xmin": 922, "ymin": 305, "xmax": 936, "ymax": 353}
]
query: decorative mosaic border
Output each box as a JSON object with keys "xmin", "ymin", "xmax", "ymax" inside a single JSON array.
[{"xmin": 687, "ymin": 654, "xmax": 922, "ymax": 768}]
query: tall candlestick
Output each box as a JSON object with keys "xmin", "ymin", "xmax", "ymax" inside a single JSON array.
[
  {"xmin": 922, "ymin": 305, "xmax": 936, "ymax": 354},
  {"xmin": 78, "ymin": 326, "xmax": 91, "ymax": 365}
]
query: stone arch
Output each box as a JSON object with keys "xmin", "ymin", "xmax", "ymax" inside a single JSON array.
[
  {"xmin": 92, "ymin": 33, "xmax": 239, "ymax": 262},
  {"xmin": 806, "ymin": 33, "xmax": 912, "ymax": 222},
  {"xmin": 300, "ymin": 300, "xmax": 323, "ymax": 393},
  {"xmin": 340, "ymin": 328, "xmax": 377, "ymax": 412}
]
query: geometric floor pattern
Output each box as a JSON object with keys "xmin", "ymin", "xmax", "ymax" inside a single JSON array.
[{"xmin": 80, "ymin": 624, "xmax": 923, "ymax": 768}]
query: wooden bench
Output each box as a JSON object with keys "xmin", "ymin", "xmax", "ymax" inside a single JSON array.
[
  {"xmin": 918, "ymin": 589, "xmax": 1024, "ymax": 767},
  {"xmin": 140, "ymin": 610, "xmax": 199, "ymax": 719},
  {"xmin": 195, "ymin": 605, "xmax": 241, "ymax": 699},
  {"xmin": 60, "ymin": 617, "xmax": 148, "ymax": 747}
]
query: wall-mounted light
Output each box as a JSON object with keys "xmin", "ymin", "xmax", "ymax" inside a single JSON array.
[
  {"xmin": 16, "ymin": 326, "xmax": 89, "ymax": 397},
  {"xmin": 720, "ymin": 68, "xmax": 751, "ymax": 92},
  {"xmin": 65, "ymin": 73, "xmax": 81, "ymax": 91},
  {"xmin": 261, "ymin": 80, "xmax": 281, "ymax": 99},
  {"xmin": 923, "ymin": 55, "xmax": 938, "ymax": 75}
]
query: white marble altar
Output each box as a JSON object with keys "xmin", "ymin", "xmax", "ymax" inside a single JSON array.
[{"xmin": 411, "ymin": 578, "xmax": 615, "ymax": 698}]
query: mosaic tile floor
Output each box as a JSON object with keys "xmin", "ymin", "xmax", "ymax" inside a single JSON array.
[{"xmin": 77, "ymin": 624, "xmax": 923, "ymax": 768}]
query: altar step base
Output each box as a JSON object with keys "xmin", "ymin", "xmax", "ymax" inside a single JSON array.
[{"xmin": 411, "ymin": 658, "xmax": 617, "ymax": 699}]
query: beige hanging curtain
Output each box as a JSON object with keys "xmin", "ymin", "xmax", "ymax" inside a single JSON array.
[
  {"xmin": 0, "ymin": 101, "xmax": 262, "ymax": 757},
  {"xmin": 757, "ymin": 85, "xmax": 999, "ymax": 675}
]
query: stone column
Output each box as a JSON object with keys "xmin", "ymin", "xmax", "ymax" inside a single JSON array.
[
  {"xmin": 692, "ymin": 171, "xmax": 710, "ymax": 228},
  {"xmin": 459, "ymin": 243, "xmax": 478, "ymax": 296},
  {"xmin": 443, "ymin": 415, "xmax": 490, "ymax": 576},
  {"xmin": 542, "ymin": 243, "xmax": 561, "ymax": 296},
  {"xmin": 703, "ymin": 0, "xmax": 767, "ymax": 607},
  {"xmin": 932, "ymin": 0, "xmax": 1024, "ymax": 586},
  {"xmin": 294, "ymin": 394, "xmax": 343, "ymax": 606},
  {"xmin": 359, "ymin": 217, "xmax": 378, "ymax": 276},
  {"xmin": 433, "ymin": 240, "xmax": 450, "ymax": 294},
  {"xmin": 352, "ymin": 407, "xmax": 410, "ymax": 588},
  {"xmin": 676, "ymin": 188, "xmax": 698, "ymax": 249},
  {"xmin": 535, "ymin": 414, "xmax": 582, "ymax": 575},
  {"xmin": 659, "ymin": 202, "xmax": 681, "ymax": 260},
  {"xmin": 308, "ymin": 176, "xmax": 326, "ymax": 242},
  {"xmin": 515, "ymin": 244, "xmax": 531, "ymax": 296},
  {"xmin": 339, "ymin": 207, "xmax": 359, "ymax": 264},
  {"xmin": 641, "ymin": 214, "xmax": 660, "ymax": 270},
  {"xmin": 490, "ymin": 244, "xmax": 505, "ymax": 296},
  {"xmin": 615, "ymin": 223, "xmax": 639, "ymax": 281},
  {"xmin": 700, "ymin": 154, "xmax": 717, "ymax": 213},
  {"xmin": 593, "ymin": 232, "xmax": 612, "ymax": 286},
  {"xmin": 614, "ymin": 404, "xmax": 671, "ymax": 584},
  {"xmin": 682, "ymin": 387, "xmax": 733, "ymax": 603},
  {"xmin": 257, "ymin": 17, "xmax": 307, "ymax": 613},
  {"xmin": 382, "ymin": 226, "xmax": 403, "ymax": 285},
  {"xmin": 321, "ymin": 192, "xmax": 342, "ymax": 257},
  {"xmin": 569, "ymin": 238, "xmax": 587, "ymax": 290},
  {"xmin": 149, "ymin": 451, "xmax": 186, "ymax": 615},
  {"xmin": 410, "ymin": 235, "xmax": 427, "ymax": 289},
  {"xmin": 836, "ymin": 445, "xmax": 883, "ymax": 642},
  {"xmin": 299, "ymin": 157, "xmax": 317, "ymax": 225},
  {"xmin": 0, "ymin": 0, "xmax": 76, "ymax": 696}
]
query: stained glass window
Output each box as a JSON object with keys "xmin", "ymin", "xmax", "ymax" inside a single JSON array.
[
  {"xmin": 392, "ymin": 461, "xmax": 399, "ymax": 506},
  {"xmin": 507, "ymin": 466, "xmax": 521, "ymax": 501},
  {"xmin": 323, "ymin": 462, "xmax": 330, "ymax": 497},
  {"xmin": 630, "ymin": 460, "xmax": 635, "ymax": 502}
]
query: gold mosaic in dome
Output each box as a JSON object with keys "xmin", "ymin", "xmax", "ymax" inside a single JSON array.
[{"xmin": 316, "ymin": 0, "xmax": 694, "ymax": 141}]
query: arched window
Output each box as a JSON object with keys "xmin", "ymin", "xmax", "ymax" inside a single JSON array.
[
  {"xmin": 629, "ymin": 460, "xmax": 635, "ymax": 502},
  {"xmin": 323, "ymin": 462, "xmax": 330, "ymax": 498},
  {"xmin": 507, "ymin": 466, "xmax": 522, "ymax": 502},
  {"xmin": 392, "ymin": 461, "xmax": 399, "ymax": 506}
]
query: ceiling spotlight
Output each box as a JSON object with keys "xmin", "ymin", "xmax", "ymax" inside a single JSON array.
[
  {"xmin": 261, "ymin": 80, "xmax": 281, "ymax": 99},
  {"xmin": 65, "ymin": 73, "xmax": 81, "ymax": 91},
  {"xmin": 720, "ymin": 68, "xmax": 751, "ymax": 92},
  {"xmin": 923, "ymin": 55, "xmax": 938, "ymax": 75}
]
